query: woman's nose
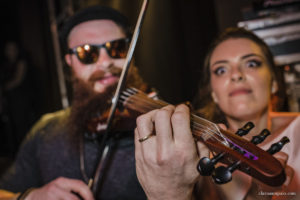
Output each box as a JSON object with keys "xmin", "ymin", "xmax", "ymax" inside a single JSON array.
[{"xmin": 230, "ymin": 67, "xmax": 245, "ymax": 82}]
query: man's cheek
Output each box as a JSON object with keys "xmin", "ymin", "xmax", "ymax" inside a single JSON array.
[{"xmin": 77, "ymin": 67, "xmax": 93, "ymax": 81}]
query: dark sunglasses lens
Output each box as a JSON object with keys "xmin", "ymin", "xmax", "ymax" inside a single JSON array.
[
  {"xmin": 106, "ymin": 39, "xmax": 128, "ymax": 58},
  {"xmin": 76, "ymin": 45, "xmax": 99, "ymax": 64}
]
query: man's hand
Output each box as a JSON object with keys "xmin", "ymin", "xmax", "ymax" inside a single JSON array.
[
  {"xmin": 135, "ymin": 104, "xmax": 209, "ymax": 200},
  {"xmin": 26, "ymin": 177, "xmax": 94, "ymax": 200}
]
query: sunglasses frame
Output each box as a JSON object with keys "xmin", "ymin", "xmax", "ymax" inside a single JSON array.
[{"xmin": 68, "ymin": 38, "xmax": 130, "ymax": 64}]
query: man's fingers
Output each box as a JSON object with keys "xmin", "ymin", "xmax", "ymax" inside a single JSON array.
[
  {"xmin": 135, "ymin": 128, "xmax": 143, "ymax": 162},
  {"xmin": 196, "ymin": 141, "xmax": 210, "ymax": 158},
  {"xmin": 171, "ymin": 104, "xmax": 193, "ymax": 145},
  {"xmin": 217, "ymin": 123, "xmax": 227, "ymax": 130},
  {"xmin": 53, "ymin": 186, "xmax": 81, "ymax": 200},
  {"xmin": 136, "ymin": 109, "xmax": 157, "ymax": 142},
  {"xmin": 273, "ymin": 152, "xmax": 289, "ymax": 167},
  {"xmin": 272, "ymin": 152, "xmax": 294, "ymax": 187},
  {"xmin": 54, "ymin": 177, "xmax": 94, "ymax": 200},
  {"xmin": 135, "ymin": 109, "xmax": 158, "ymax": 160},
  {"xmin": 283, "ymin": 166, "xmax": 294, "ymax": 187},
  {"xmin": 154, "ymin": 105, "xmax": 175, "ymax": 150}
]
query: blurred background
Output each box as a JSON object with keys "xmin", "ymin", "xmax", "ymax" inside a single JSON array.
[{"xmin": 1, "ymin": 0, "xmax": 300, "ymax": 174}]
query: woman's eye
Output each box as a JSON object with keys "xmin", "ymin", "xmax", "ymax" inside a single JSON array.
[
  {"xmin": 246, "ymin": 60, "xmax": 262, "ymax": 68},
  {"xmin": 213, "ymin": 66, "xmax": 227, "ymax": 75}
]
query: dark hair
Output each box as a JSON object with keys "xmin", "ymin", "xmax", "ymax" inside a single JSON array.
[
  {"xmin": 194, "ymin": 27, "xmax": 286, "ymax": 124},
  {"xmin": 60, "ymin": 5, "xmax": 132, "ymax": 54}
]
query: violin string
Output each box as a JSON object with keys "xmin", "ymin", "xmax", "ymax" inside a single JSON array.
[
  {"xmin": 121, "ymin": 94, "xmax": 162, "ymax": 111},
  {"xmin": 120, "ymin": 89, "xmax": 228, "ymax": 144},
  {"xmin": 121, "ymin": 91, "xmax": 167, "ymax": 111},
  {"xmin": 129, "ymin": 90, "xmax": 223, "ymax": 140},
  {"xmin": 122, "ymin": 90, "xmax": 211, "ymax": 133},
  {"xmin": 121, "ymin": 89, "xmax": 221, "ymax": 140},
  {"xmin": 191, "ymin": 115, "xmax": 219, "ymax": 135},
  {"xmin": 191, "ymin": 114, "xmax": 230, "ymax": 147},
  {"xmin": 191, "ymin": 120, "xmax": 229, "ymax": 145}
]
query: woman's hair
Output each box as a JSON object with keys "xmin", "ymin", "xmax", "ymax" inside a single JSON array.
[{"xmin": 194, "ymin": 27, "xmax": 286, "ymax": 124}]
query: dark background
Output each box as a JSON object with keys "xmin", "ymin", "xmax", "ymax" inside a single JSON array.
[
  {"xmin": 1, "ymin": 0, "xmax": 299, "ymax": 174},
  {"xmin": 0, "ymin": 0, "xmax": 255, "ymax": 110}
]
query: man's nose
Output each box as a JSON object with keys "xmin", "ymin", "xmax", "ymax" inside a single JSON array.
[{"xmin": 94, "ymin": 48, "xmax": 113, "ymax": 69}]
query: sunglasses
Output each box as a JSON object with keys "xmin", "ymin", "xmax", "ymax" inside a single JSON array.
[{"xmin": 68, "ymin": 38, "xmax": 130, "ymax": 64}]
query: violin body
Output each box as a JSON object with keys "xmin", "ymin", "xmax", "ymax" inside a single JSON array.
[{"xmin": 87, "ymin": 108, "xmax": 139, "ymax": 134}]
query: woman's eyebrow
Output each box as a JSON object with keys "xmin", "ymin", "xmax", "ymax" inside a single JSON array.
[
  {"xmin": 211, "ymin": 60, "xmax": 228, "ymax": 67},
  {"xmin": 211, "ymin": 54, "xmax": 264, "ymax": 67},
  {"xmin": 241, "ymin": 53, "xmax": 263, "ymax": 60}
]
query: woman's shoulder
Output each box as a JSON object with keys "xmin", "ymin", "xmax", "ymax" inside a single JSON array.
[
  {"xmin": 278, "ymin": 114, "xmax": 300, "ymax": 139},
  {"xmin": 270, "ymin": 112, "xmax": 300, "ymax": 135}
]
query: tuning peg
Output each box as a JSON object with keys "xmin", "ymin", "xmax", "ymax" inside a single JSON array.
[
  {"xmin": 197, "ymin": 152, "xmax": 225, "ymax": 176},
  {"xmin": 267, "ymin": 136, "xmax": 290, "ymax": 155},
  {"xmin": 236, "ymin": 122, "xmax": 254, "ymax": 136},
  {"xmin": 250, "ymin": 129, "xmax": 271, "ymax": 145},
  {"xmin": 212, "ymin": 161, "xmax": 241, "ymax": 184}
]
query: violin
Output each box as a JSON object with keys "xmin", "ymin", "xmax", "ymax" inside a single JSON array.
[
  {"xmin": 118, "ymin": 87, "xmax": 289, "ymax": 187},
  {"xmin": 87, "ymin": 108, "xmax": 138, "ymax": 134}
]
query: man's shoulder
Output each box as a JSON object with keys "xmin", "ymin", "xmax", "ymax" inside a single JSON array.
[
  {"xmin": 39, "ymin": 109, "xmax": 70, "ymax": 124},
  {"xmin": 28, "ymin": 108, "xmax": 70, "ymax": 138}
]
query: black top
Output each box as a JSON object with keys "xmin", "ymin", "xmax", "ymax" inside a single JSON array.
[{"xmin": 0, "ymin": 109, "xmax": 146, "ymax": 200}]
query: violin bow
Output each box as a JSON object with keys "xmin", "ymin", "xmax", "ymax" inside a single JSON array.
[{"xmin": 91, "ymin": 0, "xmax": 149, "ymax": 194}]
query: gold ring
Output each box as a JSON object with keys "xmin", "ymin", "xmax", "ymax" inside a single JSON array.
[{"xmin": 139, "ymin": 133, "xmax": 154, "ymax": 143}]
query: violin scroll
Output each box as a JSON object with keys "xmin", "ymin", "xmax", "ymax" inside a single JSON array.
[{"xmin": 201, "ymin": 122, "xmax": 289, "ymax": 186}]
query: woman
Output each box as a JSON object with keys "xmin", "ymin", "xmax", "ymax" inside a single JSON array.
[{"xmin": 134, "ymin": 27, "xmax": 300, "ymax": 200}]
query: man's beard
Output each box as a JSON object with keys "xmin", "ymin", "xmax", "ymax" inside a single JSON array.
[
  {"xmin": 67, "ymin": 75, "xmax": 118, "ymax": 143},
  {"xmin": 66, "ymin": 63, "xmax": 148, "ymax": 147}
]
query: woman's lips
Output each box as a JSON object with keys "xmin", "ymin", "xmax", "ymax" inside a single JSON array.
[{"xmin": 229, "ymin": 88, "xmax": 252, "ymax": 96}]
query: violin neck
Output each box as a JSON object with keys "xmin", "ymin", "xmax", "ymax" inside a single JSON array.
[{"xmin": 119, "ymin": 88, "xmax": 226, "ymax": 143}]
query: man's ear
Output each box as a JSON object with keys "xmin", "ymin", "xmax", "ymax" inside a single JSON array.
[
  {"xmin": 65, "ymin": 54, "xmax": 72, "ymax": 67},
  {"xmin": 271, "ymin": 80, "xmax": 278, "ymax": 94},
  {"xmin": 211, "ymin": 91, "xmax": 219, "ymax": 104}
]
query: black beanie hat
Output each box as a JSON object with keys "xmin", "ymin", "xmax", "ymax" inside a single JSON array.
[{"xmin": 60, "ymin": 5, "xmax": 130, "ymax": 53}]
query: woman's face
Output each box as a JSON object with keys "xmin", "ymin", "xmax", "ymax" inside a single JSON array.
[{"xmin": 209, "ymin": 38, "xmax": 275, "ymax": 121}]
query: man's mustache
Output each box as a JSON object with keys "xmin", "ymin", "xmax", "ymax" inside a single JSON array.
[{"xmin": 88, "ymin": 65, "xmax": 122, "ymax": 82}]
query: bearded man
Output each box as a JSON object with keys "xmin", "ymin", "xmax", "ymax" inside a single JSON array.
[{"xmin": 0, "ymin": 6, "xmax": 147, "ymax": 200}]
